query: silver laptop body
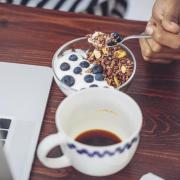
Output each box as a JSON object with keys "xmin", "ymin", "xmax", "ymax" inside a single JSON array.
[{"xmin": 0, "ymin": 62, "xmax": 53, "ymax": 180}]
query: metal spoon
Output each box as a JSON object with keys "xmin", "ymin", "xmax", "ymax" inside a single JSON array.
[
  {"xmin": 121, "ymin": 32, "xmax": 180, "ymax": 43},
  {"xmin": 120, "ymin": 32, "xmax": 151, "ymax": 43}
]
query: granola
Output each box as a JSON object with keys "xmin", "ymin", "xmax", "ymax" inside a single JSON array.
[{"xmin": 86, "ymin": 32, "xmax": 134, "ymax": 88}]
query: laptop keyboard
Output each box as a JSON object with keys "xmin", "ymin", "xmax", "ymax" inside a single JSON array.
[{"xmin": 0, "ymin": 118, "xmax": 12, "ymax": 146}]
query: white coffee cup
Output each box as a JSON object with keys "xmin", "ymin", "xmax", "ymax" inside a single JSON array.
[{"xmin": 37, "ymin": 88, "xmax": 142, "ymax": 176}]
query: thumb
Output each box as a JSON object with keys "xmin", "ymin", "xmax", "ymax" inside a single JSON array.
[
  {"xmin": 162, "ymin": 13, "xmax": 180, "ymax": 33},
  {"xmin": 145, "ymin": 17, "xmax": 156, "ymax": 35}
]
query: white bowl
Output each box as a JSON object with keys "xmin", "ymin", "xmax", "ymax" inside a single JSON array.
[{"xmin": 52, "ymin": 37, "xmax": 136, "ymax": 96}]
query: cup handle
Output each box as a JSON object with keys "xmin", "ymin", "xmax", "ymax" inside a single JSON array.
[{"xmin": 37, "ymin": 133, "xmax": 71, "ymax": 168}]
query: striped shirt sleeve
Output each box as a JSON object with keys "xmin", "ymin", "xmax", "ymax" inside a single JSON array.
[{"xmin": 0, "ymin": 0, "xmax": 128, "ymax": 17}]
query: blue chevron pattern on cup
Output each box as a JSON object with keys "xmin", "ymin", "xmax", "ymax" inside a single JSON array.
[{"xmin": 67, "ymin": 136, "xmax": 138, "ymax": 158}]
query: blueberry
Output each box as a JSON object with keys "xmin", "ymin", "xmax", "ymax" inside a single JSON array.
[
  {"xmin": 80, "ymin": 61, "xmax": 90, "ymax": 68},
  {"xmin": 116, "ymin": 36, "xmax": 122, "ymax": 42},
  {"xmin": 95, "ymin": 73, "xmax": 104, "ymax": 81},
  {"xmin": 69, "ymin": 54, "xmax": 78, "ymax": 61},
  {"xmin": 111, "ymin": 32, "xmax": 120, "ymax": 39},
  {"xmin": 60, "ymin": 62, "xmax": 70, "ymax": 71},
  {"xmin": 73, "ymin": 67, "xmax": 82, "ymax": 74},
  {"xmin": 89, "ymin": 84, "xmax": 98, "ymax": 87},
  {"xmin": 61, "ymin": 75, "xmax": 75, "ymax": 87},
  {"xmin": 111, "ymin": 32, "xmax": 122, "ymax": 43},
  {"xmin": 84, "ymin": 75, "xmax": 94, "ymax": 83},
  {"xmin": 107, "ymin": 40, "xmax": 116, "ymax": 46},
  {"xmin": 92, "ymin": 64, "xmax": 103, "ymax": 74}
]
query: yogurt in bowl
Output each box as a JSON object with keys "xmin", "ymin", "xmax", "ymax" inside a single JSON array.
[{"xmin": 52, "ymin": 32, "xmax": 136, "ymax": 96}]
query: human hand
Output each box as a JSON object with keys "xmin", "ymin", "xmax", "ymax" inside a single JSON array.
[{"xmin": 139, "ymin": 0, "xmax": 180, "ymax": 63}]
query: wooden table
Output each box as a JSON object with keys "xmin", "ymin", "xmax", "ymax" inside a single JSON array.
[{"xmin": 0, "ymin": 3, "xmax": 180, "ymax": 180}]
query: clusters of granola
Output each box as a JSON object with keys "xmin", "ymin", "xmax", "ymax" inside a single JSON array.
[
  {"xmin": 86, "ymin": 32, "xmax": 134, "ymax": 88},
  {"xmin": 87, "ymin": 31, "xmax": 122, "ymax": 49}
]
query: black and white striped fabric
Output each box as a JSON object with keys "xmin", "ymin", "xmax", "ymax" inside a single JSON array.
[{"xmin": 0, "ymin": 0, "xmax": 128, "ymax": 18}]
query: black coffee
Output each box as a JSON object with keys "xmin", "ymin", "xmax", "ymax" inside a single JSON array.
[{"xmin": 75, "ymin": 129, "xmax": 121, "ymax": 146}]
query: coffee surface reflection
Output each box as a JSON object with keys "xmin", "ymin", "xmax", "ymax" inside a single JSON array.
[{"xmin": 75, "ymin": 129, "xmax": 121, "ymax": 146}]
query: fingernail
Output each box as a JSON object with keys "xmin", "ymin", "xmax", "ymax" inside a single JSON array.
[
  {"xmin": 170, "ymin": 21, "xmax": 177, "ymax": 25},
  {"xmin": 170, "ymin": 21, "xmax": 179, "ymax": 28},
  {"xmin": 146, "ymin": 26, "xmax": 154, "ymax": 35}
]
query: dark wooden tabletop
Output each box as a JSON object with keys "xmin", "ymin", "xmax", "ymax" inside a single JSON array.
[{"xmin": 0, "ymin": 3, "xmax": 180, "ymax": 180}]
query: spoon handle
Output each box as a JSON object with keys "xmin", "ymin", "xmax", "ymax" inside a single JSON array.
[{"xmin": 120, "ymin": 32, "xmax": 151, "ymax": 43}]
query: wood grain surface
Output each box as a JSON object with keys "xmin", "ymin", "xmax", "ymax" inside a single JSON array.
[{"xmin": 0, "ymin": 3, "xmax": 180, "ymax": 180}]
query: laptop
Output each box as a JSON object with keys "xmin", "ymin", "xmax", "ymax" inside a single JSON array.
[
  {"xmin": 0, "ymin": 62, "xmax": 53, "ymax": 180},
  {"xmin": 0, "ymin": 139, "xmax": 13, "ymax": 180}
]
